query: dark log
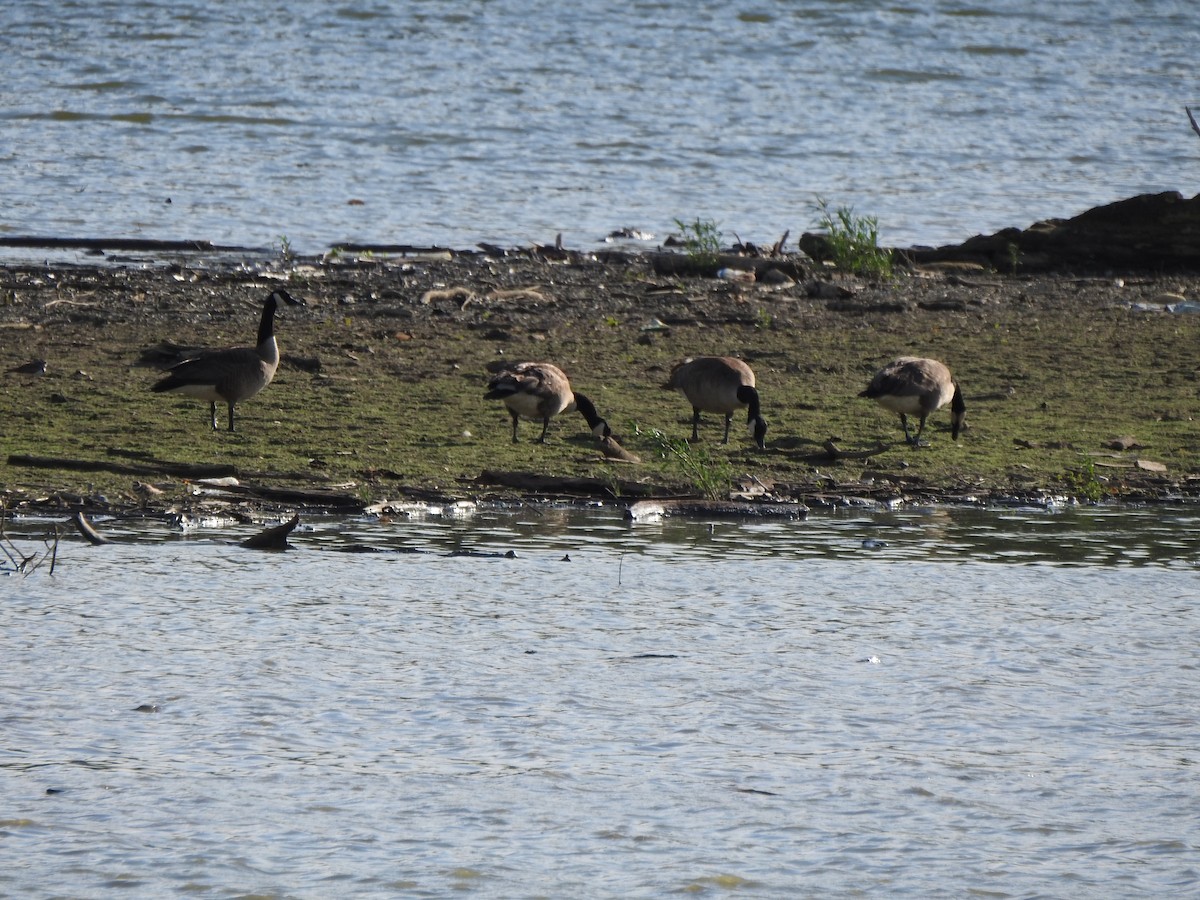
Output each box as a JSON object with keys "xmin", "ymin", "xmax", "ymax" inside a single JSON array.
[
  {"xmin": 474, "ymin": 469, "xmax": 667, "ymax": 498},
  {"xmin": 199, "ymin": 482, "xmax": 365, "ymax": 512},
  {"xmin": 240, "ymin": 513, "xmax": 300, "ymax": 550},
  {"xmin": 649, "ymin": 252, "xmax": 806, "ymax": 281},
  {"xmin": 0, "ymin": 236, "xmax": 255, "ymax": 253},
  {"xmin": 8, "ymin": 454, "xmax": 237, "ymax": 479},
  {"xmin": 333, "ymin": 243, "xmax": 456, "ymax": 257}
]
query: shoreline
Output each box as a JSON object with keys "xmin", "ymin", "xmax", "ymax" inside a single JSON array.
[{"xmin": 3, "ymin": 218, "xmax": 1200, "ymax": 521}]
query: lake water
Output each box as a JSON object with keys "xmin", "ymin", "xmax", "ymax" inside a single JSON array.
[
  {"xmin": 3, "ymin": 503, "xmax": 1198, "ymax": 897},
  {"xmin": 2, "ymin": 0, "xmax": 1197, "ymax": 260}
]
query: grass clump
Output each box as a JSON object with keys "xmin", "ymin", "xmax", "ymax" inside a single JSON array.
[
  {"xmin": 811, "ymin": 198, "xmax": 893, "ymax": 279},
  {"xmin": 641, "ymin": 426, "xmax": 734, "ymax": 500},
  {"xmin": 673, "ymin": 217, "xmax": 722, "ymax": 269},
  {"xmin": 1063, "ymin": 457, "xmax": 1105, "ymax": 503}
]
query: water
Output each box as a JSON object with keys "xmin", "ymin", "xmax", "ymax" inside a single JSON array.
[
  {"xmin": 1, "ymin": 0, "xmax": 1197, "ymax": 260},
  {"xmin": 3, "ymin": 504, "xmax": 1198, "ymax": 897}
]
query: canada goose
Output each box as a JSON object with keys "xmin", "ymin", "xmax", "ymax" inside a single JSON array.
[
  {"xmin": 484, "ymin": 361, "xmax": 611, "ymax": 443},
  {"xmin": 151, "ymin": 289, "xmax": 298, "ymax": 432},
  {"xmin": 859, "ymin": 356, "xmax": 965, "ymax": 445},
  {"xmin": 6, "ymin": 358, "xmax": 46, "ymax": 376},
  {"xmin": 663, "ymin": 356, "xmax": 767, "ymax": 449}
]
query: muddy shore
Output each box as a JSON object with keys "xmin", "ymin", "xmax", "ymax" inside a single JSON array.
[{"xmin": 2, "ymin": 237, "xmax": 1199, "ymax": 521}]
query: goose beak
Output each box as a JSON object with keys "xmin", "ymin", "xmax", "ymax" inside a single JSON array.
[{"xmin": 274, "ymin": 289, "xmax": 307, "ymax": 306}]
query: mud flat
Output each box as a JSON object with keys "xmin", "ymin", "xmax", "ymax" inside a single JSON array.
[{"xmin": 3, "ymin": 198, "xmax": 1199, "ymax": 520}]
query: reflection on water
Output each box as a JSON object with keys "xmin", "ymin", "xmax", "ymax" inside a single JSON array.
[
  {"xmin": 10, "ymin": 502, "xmax": 1197, "ymax": 567},
  {"xmin": 1, "ymin": 504, "xmax": 1197, "ymax": 897}
]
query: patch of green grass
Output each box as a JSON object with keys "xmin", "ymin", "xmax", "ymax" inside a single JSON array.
[
  {"xmin": 275, "ymin": 234, "xmax": 296, "ymax": 265},
  {"xmin": 811, "ymin": 197, "xmax": 893, "ymax": 280},
  {"xmin": 1062, "ymin": 457, "xmax": 1104, "ymax": 503},
  {"xmin": 672, "ymin": 217, "xmax": 722, "ymax": 269},
  {"xmin": 639, "ymin": 425, "xmax": 735, "ymax": 500}
]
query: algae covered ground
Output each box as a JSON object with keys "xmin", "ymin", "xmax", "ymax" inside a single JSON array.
[{"xmin": 1, "ymin": 248, "xmax": 1198, "ymax": 515}]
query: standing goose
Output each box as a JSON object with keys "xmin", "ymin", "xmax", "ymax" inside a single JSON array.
[
  {"xmin": 484, "ymin": 361, "xmax": 611, "ymax": 443},
  {"xmin": 151, "ymin": 289, "xmax": 298, "ymax": 432},
  {"xmin": 663, "ymin": 356, "xmax": 767, "ymax": 449},
  {"xmin": 859, "ymin": 356, "xmax": 965, "ymax": 446}
]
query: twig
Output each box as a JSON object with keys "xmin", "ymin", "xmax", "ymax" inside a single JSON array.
[
  {"xmin": 43, "ymin": 298, "xmax": 101, "ymax": 309},
  {"xmin": 1188, "ymin": 106, "xmax": 1200, "ymax": 139}
]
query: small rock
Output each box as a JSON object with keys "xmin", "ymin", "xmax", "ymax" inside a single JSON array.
[
  {"xmin": 806, "ymin": 280, "xmax": 854, "ymax": 299},
  {"xmin": 1107, "ymin": 436, "xmax": 1142, "ymax": 451},
  {"xmin": 758, "ymin": 268, "xmax": 795, "ymax": 287}
]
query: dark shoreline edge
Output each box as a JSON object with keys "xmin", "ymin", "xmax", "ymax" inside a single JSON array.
[
  {"xmin": 6, "ymin": 189, "xmax": 1200, "ymax": 275},
  {"xmin": 6, "ymin": 458, "xmax": 1197, "ymax": 525}
]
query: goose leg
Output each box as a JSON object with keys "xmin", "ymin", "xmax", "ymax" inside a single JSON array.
[
  {"xmin": 537, "ymin": 417, "xmax": 551, "ymax": 444},
  {"xmin": 508, "ymin": 409, "xmax": 520, "ymax": 443},
  {"xmin": 690, "ymin": 408, "xmax": 702, "ymax": 442},
  {"xmin": 913, "ymin": 414, "xmax": 928, "ymax": 446},
  {"xmin": 209, "ymin": 401, "xmax": 218, "ymax": 431},
  {"xmin": 721, "ymin": 413, "xmax": 733, "ymax": 445},
  {"xmin": 899, "ymin": 413, "xmax": 913, "ymax": 444},
  {"xmin": 227, "ymin": 403, "xmax": 236, "ymax": 433}
]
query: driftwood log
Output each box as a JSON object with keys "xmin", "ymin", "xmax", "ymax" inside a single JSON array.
[
  {"xmin": 626, "ymin": 499, "xmax": 808, "ymax": 521},
  {"xmin": 474, "ymin": 469, "xmax": 668, "ymax": 498},
  {"xmin": 0, "ymin": 236, "xmax": 255, "ymax": 253},
  {"xmin": 649, "ymin": 252, "xmax": 806, "ymax": 281},
  {"xmin": 240, "ymin": 513, "xmax": 300, "ymax": 550},
  {"xmin": 9, "ymin": 454, "xmax": 237, "ymax": 480},
  {"xmin": 194, "ymin": 482, "xmax": 365, "ymax": 512}
]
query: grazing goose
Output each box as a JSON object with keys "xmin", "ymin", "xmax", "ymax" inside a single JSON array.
[
  {"xmin": 484, "ymin": 361, "xmax": 611, "ymax": 443},
  {"xmin": 663, "ymin": 356, "xmax": 767, "ymax": 449},
  {"xmin": 151, "ymin": 289, "xmax": 298, "ymax": 432},
  {"xmin": 6, "ymin": 358, "xmax": 47, "ymax": 376},
  {"xmin": 859, "ymin": 356, "xmax": 965, "ymax": 446}
]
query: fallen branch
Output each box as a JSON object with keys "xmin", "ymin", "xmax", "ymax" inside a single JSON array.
[
  {"xmin": 0, "ymin": 520, "xmax": 59, "ymax": 575},
  {"xmin": 241, "ymin": 513, "xmax": 300, "ymax": 550},
  {"xmin": 72, "ymin": 511, "xmax": 110, "ymax": 545},
  {"xmin": 8, "ymin": 454, "xmax": 236, "ymax": 479},
  {"xmin": 474, "ymin": 469, "xmax": 666, "ymax": 498},
  {"xmin": 197, "ymin": 482, "xmax": 365, "ymax": 512}
]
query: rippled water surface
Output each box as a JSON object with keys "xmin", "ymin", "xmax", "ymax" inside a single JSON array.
[
  {"xmin": 2, "ymin": 0, "xmax": 1197, "ymax": 257},
  {"xmin": 3, "ymin": 505, "xmax": 1198, "ymax": 897}
]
